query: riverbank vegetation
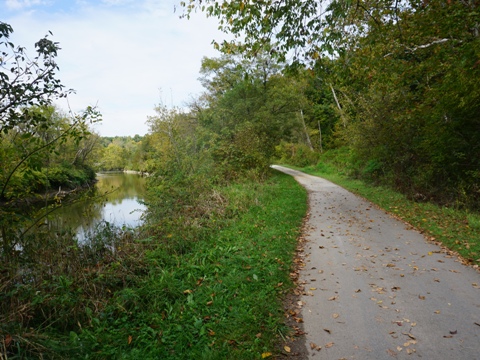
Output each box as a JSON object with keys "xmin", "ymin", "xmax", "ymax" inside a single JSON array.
[
  {"xmin": 96, "ymin": 135, "xmax": 147, "ymax": 172},
  {"xmin": 2, "ymin": 0, "xmax": 480, "ymax": 357},
  {"xmin": 0, "ymin": 22, "xmax": 101, "ymax": 256}
]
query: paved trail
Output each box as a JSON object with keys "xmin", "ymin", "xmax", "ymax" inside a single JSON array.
[{"xmin": 272, "ymin": 166, "xmax": 480, "ymax": 360}]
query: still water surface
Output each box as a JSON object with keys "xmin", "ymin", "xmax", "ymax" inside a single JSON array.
[{"xmin": 50, "ymin": 173, "xmax": 146, "ymax": 240}]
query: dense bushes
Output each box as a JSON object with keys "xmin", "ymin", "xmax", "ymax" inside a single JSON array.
[
  {"xmin": 43, "ymin": 163, "xmax": 96, "ymax": 189},
  {"xmin": 275, "ymin": 141, "xmax": 320, "ymax": 167}
]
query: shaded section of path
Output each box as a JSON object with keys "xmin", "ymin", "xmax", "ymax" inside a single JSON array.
[{"xmin": 273, "ymin": 166, "xmax": 480, "ymax": 359}]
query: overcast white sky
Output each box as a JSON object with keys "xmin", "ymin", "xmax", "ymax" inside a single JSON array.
[{"xmin": 3, "ymin": 0, "xmax": 225, "ymax": 136}]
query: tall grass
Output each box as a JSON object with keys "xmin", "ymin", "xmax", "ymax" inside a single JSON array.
[
  {"xmin": 1, "ymin": 171, "xmax": 307, "ymax": 359},
  {"xmin": 73, "ymin": 171, "xmax": 307, "ymax": 359}
]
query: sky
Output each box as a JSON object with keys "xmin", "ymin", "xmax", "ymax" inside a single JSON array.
[{"xmin": 2, "ymin": 0, "xmax": 225, "ymax": 136}]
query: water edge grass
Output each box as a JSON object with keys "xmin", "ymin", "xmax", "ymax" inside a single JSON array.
[{"xmin": 68, "ymin": 170, "xmax": 308, "ymax": 359}]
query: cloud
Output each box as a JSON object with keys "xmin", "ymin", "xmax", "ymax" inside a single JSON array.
[
  {"xmin": 5, "ymin": 0, "xmax": 49, "ymax": 10},
  {"xmin": 3, "ymin": 0, "xmax": 226, "ymax": 136}
]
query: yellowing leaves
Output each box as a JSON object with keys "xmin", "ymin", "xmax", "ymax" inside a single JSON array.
[{"xmin": 261, "ymin": 352, "xmax": 272, "ymax": 358}]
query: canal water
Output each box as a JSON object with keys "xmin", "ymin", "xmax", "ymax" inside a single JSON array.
[{"xmin": 49, "ymin": 172, "xmax": 146, "ymax": 241}]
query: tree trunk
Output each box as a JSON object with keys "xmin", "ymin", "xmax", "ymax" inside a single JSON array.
[
  {"xmin": 299, "ymin": 110, "xmax": 313, "ymax": 150},
  {"xmin": 318, "ymin": 121, "xmax": 323, "ymax": 153},
  {"xmin": 329, "ymin": 84, "xmax": 347, "ymax": 128}
]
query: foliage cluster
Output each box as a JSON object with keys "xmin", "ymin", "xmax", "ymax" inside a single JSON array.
[
  {"xmin": 0, "ymin": 23, "xmax": 101, "ymax": 257},
  {"xmin": 185, "ymin": 0, "xmax": 480, "ymax": 209},
  {"xmin": 96, "ymin": 135, "xmax": 147, "ymax": 171}
]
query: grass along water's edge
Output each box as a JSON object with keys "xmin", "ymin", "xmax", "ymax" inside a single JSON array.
[{"xmin": 73, "ymin": 171, "xmax": 308, "ymax": 359}]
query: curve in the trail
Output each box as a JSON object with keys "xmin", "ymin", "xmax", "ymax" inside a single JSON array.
[{"xmin": 272, "ymin": 165, "xmax": 480, "ymax": 360}]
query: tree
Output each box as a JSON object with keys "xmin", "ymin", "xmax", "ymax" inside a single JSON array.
[
  {"xmin": 0, "ymin": 22, "xmax": 71, "ymax": 132},
  {"xmin": 184, "ymin": 1, "xmax": 480, "ymax": 208},
  {"xmin": 0, "ymin": 22, "xmax": 101, "ymax": 254},
  {"xmin": 195, "ymin": 53, "xmax": 316, "ymax": 176}
]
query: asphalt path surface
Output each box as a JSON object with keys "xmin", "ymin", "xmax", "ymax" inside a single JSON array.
[{"xmin": 272, "ymin": 166, "xmax": 480, "ymax": 360}]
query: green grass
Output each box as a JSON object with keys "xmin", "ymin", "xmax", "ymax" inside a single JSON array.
[
  {"xmin": 291, "ymin": 162, "xmax": 480, "ymax": 265},
  {"xmin": 72, "ymin": 171, "xmax": 308, "ymax": 359}
]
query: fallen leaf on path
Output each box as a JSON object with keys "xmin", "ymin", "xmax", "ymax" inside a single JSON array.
[
  {"xmin": 310, "ymin": 342, "xmax": 322, "ymax": 351},
  {"xmin": 328, "ymin": 295, "xmax": 338, "ymax": 301},
  {"xmin": 387, "ymin": 349, "xmax": 396, "ymax": 356},
  {"xmin": 325, "ymin": 342, "xmax": 334, "ymax": 348},
  {"xmin": 284, "ymin": 346, "xmax": 291, "ymax": 353},
  {"xmin": 324, "ymin": 328, "xmax": 331, "ymax": 334},
  {"xmin": 332, "ymin": 313, "xmax": 340, "ymax": 319},
  {"xmin": 261, "ymin": 352, "xmax": 272, "ymax": 358},
  {"xmin": 449, "ymin": 330, "xmax": 457, "ymax": 335}
]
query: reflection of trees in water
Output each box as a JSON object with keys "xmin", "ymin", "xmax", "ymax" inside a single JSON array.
[
  {"xmin": 96, "ymin": 173, "xmax": 146, "ymax": 205},
  {"xmin": 44, "ymin": 190, "xmax": 105, "ymax": 233},
  {"xmin": 43, "ymin": 173, "xmax": 146, "ymax": 236}
]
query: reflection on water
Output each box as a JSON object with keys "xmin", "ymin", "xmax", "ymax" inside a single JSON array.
[{"xmin": 47, "ymin": 173, "xmax": 146, "ymax": 241}]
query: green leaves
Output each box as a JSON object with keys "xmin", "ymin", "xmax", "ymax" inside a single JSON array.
[{"xmin": 0, "ymin": 23, "xmax": 73, "ymax": 133}]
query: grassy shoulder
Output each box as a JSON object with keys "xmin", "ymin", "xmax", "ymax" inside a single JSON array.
[
  {"xmin": 72, "ymin": 170, "xmax": 307, "ymax": 359},
  {"xmin": 286, "ymin": 160, "xmax": 480, "ymax": 266}
]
